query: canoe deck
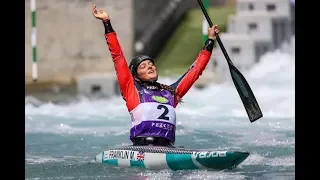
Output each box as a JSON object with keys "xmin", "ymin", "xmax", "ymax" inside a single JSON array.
[{"xmin": 94, "ymin": 146, "xmax": 249, "ymax": 171}]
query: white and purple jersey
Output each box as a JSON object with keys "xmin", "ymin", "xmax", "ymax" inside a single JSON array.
[{"xmin": 129, "ymin": 85, "xmax": 176, "ymax": 143}]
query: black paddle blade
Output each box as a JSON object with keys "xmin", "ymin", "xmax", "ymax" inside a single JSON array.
[
  {"xmin": 229, "ymin": 64, "xmax": 263, "ymax": 122},
  {"xmin": 196, "ymin": 0, "xmax": 263, "ymax": 122}
]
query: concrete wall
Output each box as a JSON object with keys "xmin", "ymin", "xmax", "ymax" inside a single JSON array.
[
  {"xmin": 214, "ymin": 0, "xmax": 294, "ymax": 81},
  {"xmin": 25, "ymin": 0, "xmax": 133, "ymax": 84}
]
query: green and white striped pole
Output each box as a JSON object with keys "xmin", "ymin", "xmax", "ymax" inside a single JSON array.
[
  {"xmin": 31, "ymin": 0, "xmax": 37, "ymax": 82},
  {"xmin": 202, "ymin": 0, "xmax": 209, "ymax": 45}
]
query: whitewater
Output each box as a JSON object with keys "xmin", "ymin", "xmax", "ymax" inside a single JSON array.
[{"xmin": 25, "ymin": 38, "xmax": 295, "ymax": 180}]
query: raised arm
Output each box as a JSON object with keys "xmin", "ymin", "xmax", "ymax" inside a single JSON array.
[
  {"xmin": 103, "ymin": 20, "xmax": 135, "ymax": 102},
  {"xmin": 170, "ymin": 39, "xmax": 214, "ymax": 104},
  {"xmin": 93, "ymin": 4, "xmax": 138, "ymax": 111},
  {"xmin": 170, "ymin": 25, "xmax": 219, "ymax": 107}
]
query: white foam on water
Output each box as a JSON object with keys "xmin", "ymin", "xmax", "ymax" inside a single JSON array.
[
  {"xmin": 241, "ymin": 153, "xmax": 267, "ymax": 166},
  {"xmin": 27, "ymin": 177, "xmax": 79, "ymax": 180},
  {"xmin": 25, "ymin": 154, "xmax": 92, "ymax": 164},
  {"xmin": 130, "ymin": 170, "xmax": 246, "ymax": 180},
  {"xmin": 25, "ymin": 96, "xmax": 126, "ymax": 118},
  {"xmin": 240, "ymin": 153, "xmax": 295, "ymax": 167},
  {"xmin": 265, "ymin": 156, "xmax": 295, "ymax": 167},
  {"xmin": 137, "ymin": 170, "xmax": 172, "ymax": 180},
  {"xmin": 181, "ymin": 170, "xmax": 245, "ymax": 180}
]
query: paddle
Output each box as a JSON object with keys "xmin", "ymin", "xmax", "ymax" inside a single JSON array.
[{"xmin": 196, "ymin": 0, "xmax": 263, "ymax": 122}]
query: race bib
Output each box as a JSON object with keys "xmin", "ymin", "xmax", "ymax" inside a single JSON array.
[{"xmin": 130, "ymin": 102, "xmax": 176, "ymax": 127}]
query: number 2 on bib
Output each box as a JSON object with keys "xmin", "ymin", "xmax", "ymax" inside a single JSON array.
[{"xmin": 157, "ymin": 104, "xmax": 169, "ymax": 120}]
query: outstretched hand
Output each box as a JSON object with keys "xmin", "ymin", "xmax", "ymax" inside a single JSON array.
[
  {"xmin": 208, "ymin": 24, "xmax": 220, "ymax": 40},
  {"xmin": 92, "ymin": 4, "xmax": 109, "ymax": 21}
]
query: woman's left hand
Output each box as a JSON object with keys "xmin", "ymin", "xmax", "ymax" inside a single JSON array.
[{"xmin": 208, "ymin": 24, "xmax": 219, "ymax": 40}]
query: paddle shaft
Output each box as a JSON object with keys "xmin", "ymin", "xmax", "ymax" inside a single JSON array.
[{"xmin": 197, "ymin": 0, "xmax": 234, "ymax": 66}]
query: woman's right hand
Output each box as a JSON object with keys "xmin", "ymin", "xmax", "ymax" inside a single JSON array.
[{"xmin": 92, "ymin": 4, "xmax": 110, "ymax": 21}]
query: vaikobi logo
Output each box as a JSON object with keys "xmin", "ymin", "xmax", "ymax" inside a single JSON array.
[{"xmin": 193, "ymin": 151, "xmax": 227, "ymax": 158}]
